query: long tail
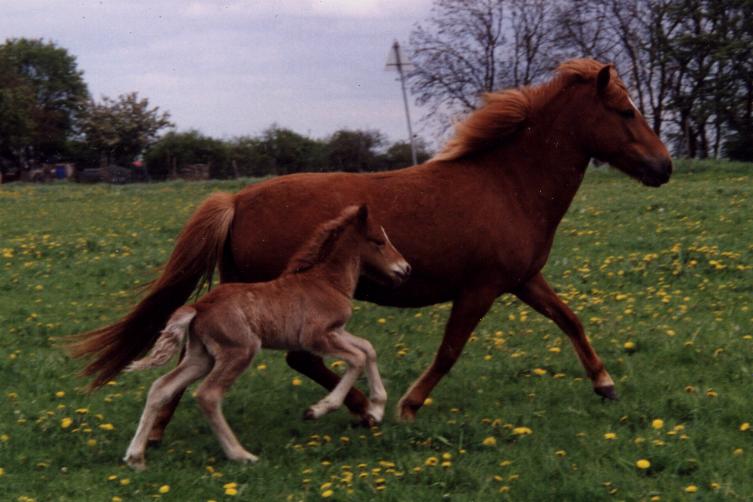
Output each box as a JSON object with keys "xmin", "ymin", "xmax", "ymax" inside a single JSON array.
[
  {"xmin": 67, "ymin": 192, "xmax": 236, "ymax": 390},
  {"xmin": 126, "ymin": 306, "xmax": 196, "ymax": 372}
]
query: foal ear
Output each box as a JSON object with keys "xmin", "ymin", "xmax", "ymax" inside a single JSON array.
[
  {"xmin": 596, "ymin": 64, "xmax": 611, "ymax": 94},
  {"xmin": 356, "ymin": 204, "xmax": 369, "ymax": 227}
]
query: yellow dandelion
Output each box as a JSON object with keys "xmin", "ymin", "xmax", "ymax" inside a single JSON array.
[
  {"xmin": 635, "ymin": 459, "xmax": 651, "ymax": 470},
  {"xmin": 321, "ymin": 489, "xmax": 334, "ymax": 498},
  {"xmin": 652, "ymin": 419, "xmax": 664, "ymax": 430},
  {"xmin": 684, "ymin": 485, "xmax": 698, "ymax": 493},
  {"xmin": 87, "ymin": 439, "xmax": 97, "ymax": 447},
  {"xmin": 60, "ymin": 417, "xmax": 73, "ymax": 429},
  {"xmin": 532, "ymin": 368, "xmax": 547, "ymax": 376},
  {"xmin": 423, "ymin": 397, "xmax": 433, "ymax": 406},
  {"xmin": 603, "ymin": 432, "xmax": 617, "ymax": 440},
  {"xmin": 441, "ymin": 452, "xmax": 452, "ymax": 460},
  {"xmin": 112, "ymin": 497, "xmax": 122, "ymax": 502},
  {"xmin": 425, "ymin": 456, "xmax": 438, "ymax": 466},
  {"xmin": 482, "ymin": 436, "xmax": 497, "ymax": 446},
  {"xmin": 733, "ymin": 448, "xmax": 743, "ymax": 456},
  {"xmin": 512, "ymin": 427, "xmax": 533, "ymax": 436},
  {"xmin": 225, "ymin": 488, "xmax": 238, "ymax": 496},
  {"xmin": 740, "ymin": 422, "xmax": 750, "ymax": 432},
  {"xmin": 99, "ymin": 423, "xmax": 115, "ymax": 431},
  {"xmin": 291, "ymin": 377, "xmax": 302, "ymax": 386},
  {"xmin": 158, "ymin": 484, "xmax": 170, "ymax": 494},
  {"xmin": 0, "ymin": 467, "xmax": 5, "ymax": 476},
  {"xmin": 623, "ymin": 341, "xmax": 636, "ymax": 351},
  {"xmin": 120, "ymin": 478, "xmax": 130, "ymax": 486},
  {"xmin": 55, "ymin": 391, "xmax": 65, "ymax": 398},
  {"xmin": 710, "ymin": 482, "xmax": 720, "ymax": 490},
  {"xmin": 377, "ymin": 318, "xmax": 387, "ymax": 325},
  {"xmin": 555, "ymin": 450, "xmax": 567, "ymax": 457}
]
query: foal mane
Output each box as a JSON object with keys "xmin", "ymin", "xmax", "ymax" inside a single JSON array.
[
  {"xmin": 283, "ymin": 205, "xmax": 361, "ymax": 275},
  {"xmin": 433, "ymin": 58, "xmax": 626, "ymax": 162}
]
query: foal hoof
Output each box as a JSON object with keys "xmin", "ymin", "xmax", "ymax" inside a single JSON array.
[
  {"xmin": 396, "ymin": 399, "xmax": 420, "ymax": 422},
  {"xmin": 303, "ymin": 408, "xmax": 316, "ymax": 420},
  {"xmin": 359, "ymin": 414, "xmax": 378, "ymax": 428},
  {"xmin": 594, "ymin": 385, "xmax": 619, "ymax": 401},
  {"xmin": 124, "ymin": 455, "xmax": 146, "ymax": 471}
]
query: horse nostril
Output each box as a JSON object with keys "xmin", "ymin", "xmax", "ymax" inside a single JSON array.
[{"xmin": 403, "ymin": 263, "xmax": 412, "ymax": 277}]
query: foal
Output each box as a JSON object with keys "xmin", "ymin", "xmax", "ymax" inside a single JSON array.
[{"xmin": 123, "ymin": 204, "xmax": 410, "ymax": 470}]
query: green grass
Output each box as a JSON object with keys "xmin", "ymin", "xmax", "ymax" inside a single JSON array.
[{"xmin": 1, "ymin": 160, "xmax": 751, "ymax": 501}]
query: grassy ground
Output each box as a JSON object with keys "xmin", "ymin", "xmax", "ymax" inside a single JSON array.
[{"xmin": 1, "ymin": 160, "xmax": 751, "ymax": 501}]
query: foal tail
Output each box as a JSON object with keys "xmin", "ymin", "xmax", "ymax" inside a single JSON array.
[
  {"xmin": 68, "ymin": 192, "xmax": 236, "ymax": 390},
  {"xmin": 126, "ymin": 307, "xmax": 196, "ymax": 372}
]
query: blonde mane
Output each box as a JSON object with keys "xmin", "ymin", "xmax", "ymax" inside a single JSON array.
[
  {"xmin": 433, "ymin": 59, "xmax": 625, "ymax": 162},
  {"xmin": 283, "ymin": 205, "xmax": 360, "ymax": 275}
]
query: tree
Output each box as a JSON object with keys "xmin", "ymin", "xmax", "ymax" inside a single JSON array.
[
  {"xmin": 0, "ymin": 38, "xmax": 88, "ymax": 168},
  {"xmin": 380, "ymin": 139, "xmax": 432, "ymax": 168},
  {"xmin": 325, "ymin": 129, "xmax": 386, "ymax": 172},
  {"xmin": 255, "ymin": 125, "xmax": 326, "ymax": 174},
  {"xmin": 407, "ymin": 0, "xmax": 557, "ymax": 131},
  {"xmin": 79, "ymin": 92, "xmax": 172, "ymax": 166},
  {"xmin": 144, "ymin": 130, "xmax": 229, "ymax": 179}
]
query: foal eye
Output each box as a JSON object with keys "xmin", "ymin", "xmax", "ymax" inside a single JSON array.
[{"xmin": 619, "ymin": 109, "xmax": 635, "ymax": 119}]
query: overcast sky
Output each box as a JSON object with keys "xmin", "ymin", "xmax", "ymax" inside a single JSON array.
[{"xmin": 1, "ymin": 0, "xmax": 434, "ymax": 143}]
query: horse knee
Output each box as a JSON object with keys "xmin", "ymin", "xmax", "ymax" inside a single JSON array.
[
  {"xmin": 348, "ymin": 352, "xmax": 367, "ymax": 372},
  {"xmin": 196, "ymin": 388, "xmax": 221, "ymax": 414},
  {"xmin": 361, "ymin": 340, "xmax": 377, "ymax": 362}
]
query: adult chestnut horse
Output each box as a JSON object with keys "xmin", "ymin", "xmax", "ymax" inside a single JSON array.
[{"xmin": 71, "ymin": 59, "xmax": 671, "ymax": 440}]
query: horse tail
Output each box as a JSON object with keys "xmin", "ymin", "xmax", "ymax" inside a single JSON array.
[
  {"xmin": 68, "ymin": 192, "xmax": 236, "ymax": 390},
  {"xmin": 126, "ymin": 306, "xmax": 196, "ymax": 372}
]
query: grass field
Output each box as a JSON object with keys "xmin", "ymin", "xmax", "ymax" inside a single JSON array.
[{"xmin": 1, "ymin": 160, "xmax": 751, "ymax": 501}]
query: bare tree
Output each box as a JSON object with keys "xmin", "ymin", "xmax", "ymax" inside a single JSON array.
[{"xmin": 508, "ymin": 0, "xmax": 559, "ymax": 86}]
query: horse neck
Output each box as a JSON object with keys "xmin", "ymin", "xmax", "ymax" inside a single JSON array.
[
  {"xmin": 480, "ymin": 92, "xmax": 591, "ymax": 230},
  {"xmin": 315, "ymin": 230, "xmax": 361, "ymax": 298}
]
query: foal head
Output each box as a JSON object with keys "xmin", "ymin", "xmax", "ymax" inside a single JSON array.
[
  {"xmin": 351, "ymin": 204, "xmax": 411, "ymax": 287},
  {"xmin": 563, "ymin": 60, "xmax": 672, "ymax": 186},
  {"xmin": 284, "ymin": 204, "xmax": 410, "ymax": 287}
]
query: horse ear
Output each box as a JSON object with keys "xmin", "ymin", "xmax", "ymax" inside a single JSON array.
[
  {"xmin": 596, "ymin": 65, "xmax": 611, "ymax": 93},
  {"xmin": 356, "ymin": 204, "xmax": 368, "ymax": 226}
]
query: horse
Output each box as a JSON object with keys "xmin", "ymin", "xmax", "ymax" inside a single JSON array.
[
  {"xmin": 69, "ymin": 59, "xmax": 672, "ymax": 442},
  {"xmin": 122, "ymin": 205, "xmax": 410, "ymax": 470}
]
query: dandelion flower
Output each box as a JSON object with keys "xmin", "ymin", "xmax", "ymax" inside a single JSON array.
[
  {"xmin": 635, "ymin": 459, "xmax": 651, "ymax": 470},
  {"xmin": 377, "ymin": 318, "xmax": 387, "ymax": 325},
  {"xmin": 158, "ymin": 485, "xmax": 170, "ymax": 494},
  {"xmin": 623, "ymin": 341, "xmax": 636, "ymax": 351},
  {"xmin": 532, "ymin": 368, "xmax": 547, "ymax": 376},
  {"xmin": 321, "ymin": 489, "xmax": 334, "ymax": 498},
  {"xmin": 425, "ymin": 456, "xmax": 438, "ymax": 466},
  {"xmin": 512, "ymin": 427, "xmax": 533, "ymax": 436},
  {"xmin": 740, "ymin": 422, "xmax": 750, "ymax": 432},
  {"xmin": 423, "ymin": 397, "xmax": 433, "ymax": 406},
  {"xmin": 603, "ymin": 432, "xmax": 617, "ymax": 440},
  {"xmin": 60, "ymin": 417, "xmax": 73, "ymax": 429},
  {"xmin": 225, "ymin": 487, "xmax": 238, "ymax": 496},
  {"xmin": 684, "ymin": 485, "xmax": 698, "ymax": 493},
  {"xmin": 55, "ymin": 391, "xmax": 65, "ymax": 398},
  {"xmin": 733, "ymin": 448, "xmax": 743, "ymax": 456},
  {"xmin": 482, "ymin": 436, "xmax": 497, "ymax": 446},
  {"xmin": 0, "ymin": 467, "xmax": 5, "ymax": 476},
  {"xmin": 652, "ymin": 419, "xmax": 664, "ymax": 430},
  {"xmin": 99, "ymin": 423, "xmax": 114, "ymax": 431},
  {"xmin": 291, "ymin": 377, "xmax": 302, "ymax": 386}
]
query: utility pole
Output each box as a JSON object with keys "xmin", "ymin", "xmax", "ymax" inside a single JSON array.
[{"xmin": 385, "ymin": 40, "xmax": 417, "ymax": 165}]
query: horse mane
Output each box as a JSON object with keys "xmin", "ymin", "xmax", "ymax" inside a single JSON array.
[
  {"xmin": 283, "ymin": 205, "xmax": 361, "ymax": 275},
  {"xmin": 433, "ymin": 58, "xmax": 625, "ymax": 162}
]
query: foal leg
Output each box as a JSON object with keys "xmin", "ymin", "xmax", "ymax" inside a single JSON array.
[
  {"xmin": 515, "ymin": 272, "xmax": 616, "ymax": 399},
  {"xmin": 195, "ymin": 342, "xmax": 259, "ymax": 463},
  {"xmin": 148, "ymin": 345, "xmax": 186, "ymax": 445},
  {"xmin": 338, "ymin": 332, "xmax": 387, "ymax": 424},
  {"xmin": 303, "ymin": 331, "xmax": 367, "ymax": 420},
  {"xmin": 124, "ymin": 343, "xmax": 212, "ymax": 470},
  {"xmin": 285, "ymin": 351, "xmax": 371, "ymax": 419},
  {"xmin": 398, "ymin": 286, "xmax": 499, "ymax": 421}
]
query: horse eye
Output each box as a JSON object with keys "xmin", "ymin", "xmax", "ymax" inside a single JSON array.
[{"xmin": 619, "ymin": 109, "xmax": 635, "ymax": 119}]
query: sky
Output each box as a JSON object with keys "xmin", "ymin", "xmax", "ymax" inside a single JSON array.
[{"xmin": 0, "ymin": 0, "xmax": 434, "ymax": 143}]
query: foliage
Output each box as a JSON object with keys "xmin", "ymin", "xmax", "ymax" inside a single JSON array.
[
  {"xmin": 0, "ymin": 38, "xmax": 88, "ymax": 168},
  {"xmin": 79, "ymin": 92, "xmax": 172, "ymax": 167},
  {"xmin": 1, "ymin": 161, "xmax": 751, "ymax": 500},
  {"xmin": 144, "ymin": 130, "xmax": 229, "ymax": 180},
  {"xmin": 325, "ymin": 129, "xmax": 386, "ymax": 172}
]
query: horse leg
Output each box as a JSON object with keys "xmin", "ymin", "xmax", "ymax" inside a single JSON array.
[
  {"xmin": 515, "ymin": 272, "xmax": 616, "ymax": 399},
  {"xmin": 148, "ymin": 345, "xmax": 186, "ymax": 445},
  {"xmin": 338, "ymin": 332, "xmax": 388, "ymax": 424},
  {"xmin": 195, "ymin": 340, "xmax": 259, "ymax": 463},
  {"xmin": 124, "ymin": 343, "xmax": 212, "ymax": 470},
  {"xmin": 285, "ymin": 350, "xmax": 371, "ymax": 419},
  {"xmin": 397, "ymin": 286, "xmax": 498, "ymax": 421},
  {"xmin": 303, "ymin": 332, "xmax": 367, "ymax": 420}
]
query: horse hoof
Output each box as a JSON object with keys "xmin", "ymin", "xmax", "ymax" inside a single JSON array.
[
  {"xmin": 303, "ymin": 408, "xmax": 316, "ymax": 420},
  {"xmin": 594, "ymin": 385, "xmax": 619, "ymax": 401},
  {"xmin": 396, "ymin": 400, "xmax": 419, "ymax": 422}
]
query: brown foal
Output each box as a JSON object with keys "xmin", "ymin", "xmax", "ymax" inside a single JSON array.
[{"xmin": 123, "ymin": 205, "xmax": 409, "ymax": 470}]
